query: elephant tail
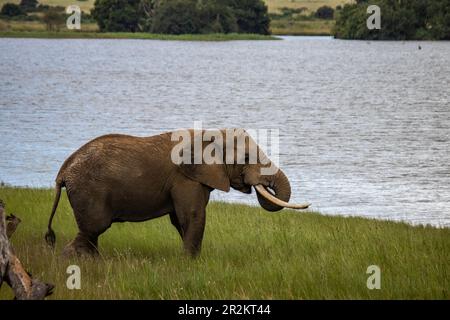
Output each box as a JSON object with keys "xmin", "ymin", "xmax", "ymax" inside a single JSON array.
[{"xmin": 45, "ymin": 178, "xmax": 64, "ymax": 248}]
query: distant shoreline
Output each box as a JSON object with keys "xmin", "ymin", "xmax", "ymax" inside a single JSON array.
[{"xmin": 0, "ymin": 31, "xmax": 280, "ymax": 41}]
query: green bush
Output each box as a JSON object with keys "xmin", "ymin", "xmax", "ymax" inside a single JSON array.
[
  {"xmin": 198, "ymin": 0, "xmax": 238, "ymax": 34},
  {"xmin": 1, "ymin": 3, "xmax": 24, "ymax": 17},
  {"xmin": 19, "ymin": 0, "xmax": 38, "ymax": 12},
  {"xmin": 92, "ymin": 0, "xmax": 270, "ymax": 34},
  {"xmin": 226, "ymin": 0, "xmax": 270, "ymax": 34},
  {"xmin": 150, "ymin": 0, "xmax": 201, "ymax": 34},
  {"xmin": 334, "ymin": 0, "xmax": 450, "ymax": 40},
  {"xmin": 42, "ymin": 9, "xmax": 65, "ymax": 31},
  {"xmin": 315, "ymin": 5, "xmax": 334, "ymax": 20},
  {"xmin": 92, "ymin": 0, "xmax": 142, "ymax": 32}
]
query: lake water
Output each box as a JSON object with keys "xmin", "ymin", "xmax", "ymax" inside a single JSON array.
[{"xmin": 0, "ymin": 36, "xmax": 449, "ymax": 227}]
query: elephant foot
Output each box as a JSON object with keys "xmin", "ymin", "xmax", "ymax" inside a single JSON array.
[
  {"xmin": 183, "ymin": 242, "xmax": 202, "ymax": 259},
  {"xmin": 62, "ymin": 234, "xmax": 99, "ymax": 258}
]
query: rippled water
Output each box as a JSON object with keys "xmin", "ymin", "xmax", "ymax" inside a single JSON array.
[{"xmin": 0, "ymin": 36, "xmax": 449, "ymax": 226}]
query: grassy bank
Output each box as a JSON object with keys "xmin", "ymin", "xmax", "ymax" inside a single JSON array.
[
  {"xmin": 267, "ymin": 0, "xmax": 349, "ymax": 35},
  {"xmin": 271, "ymin": 19, "xmax": 335, "ymax": 36},
  {"xmin": 0, "ymin": 31, "xmax": 279, "ymax": 41},
  {"xmin": 265, "ymin": 0, "xmax": 349, "ymax": 13},
  {"xmin": 0, "ymin": 187, "xmax": 448, "ymax": 299}
]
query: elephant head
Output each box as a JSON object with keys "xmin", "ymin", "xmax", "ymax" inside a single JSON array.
[{"xmin": 174, "ymin": 128, "xmax": 310, "ymax": 212}]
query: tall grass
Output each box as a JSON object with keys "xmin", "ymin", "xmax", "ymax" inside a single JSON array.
[
  {"xmin": 0, "ymin": 20, "xmax": 99, "ymax": 32},
  {"xmin": 271, "ymin": 19, "xmax": 335, "ymax": 36},
  {"xmin": 266, "ymin": 0, "xmax": 350, "ymax": 13},
  {"xmin": 0, "ymin": 187, "xmax": 448, "ymax": 299}
]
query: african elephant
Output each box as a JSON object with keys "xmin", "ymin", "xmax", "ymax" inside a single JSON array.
[{"xmin": 45, "ymin": 129, "xmax": 309, "ymax": 257}]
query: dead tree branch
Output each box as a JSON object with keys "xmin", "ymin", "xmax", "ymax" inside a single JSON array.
[{"xmin": 0, "ymin": 200, "xmax": 54, "ymax": 299}]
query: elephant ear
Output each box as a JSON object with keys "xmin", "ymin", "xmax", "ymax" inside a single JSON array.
[
  {"xmin": 180, "ymin": 163, "xmax": 230, "ymax": 192},
  {"xmin": 176, "ymin": 129, "xmax": 230, "ymax": 192}
]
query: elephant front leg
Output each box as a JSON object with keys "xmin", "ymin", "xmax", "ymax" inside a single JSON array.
[
  {"xmin": 180, "ymin": 207, "xmax": 206, "ymax": 257},
  {"xmin": 171, "ymin": 181, "xmax": 210, "ymax": 257}
]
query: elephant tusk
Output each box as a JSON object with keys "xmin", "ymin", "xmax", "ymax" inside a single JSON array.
[{"xmin": 254, "ymin": 185, "xmax": 310, "ymax": 210}]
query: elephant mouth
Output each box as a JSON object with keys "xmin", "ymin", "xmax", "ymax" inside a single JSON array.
[
  {"xmin": 231, "ymin": 181, "xmax": 253, "ymax": 194},
  {"xmin": 240, "ymin": 184, "xmax": 252, "ymax": 194}
]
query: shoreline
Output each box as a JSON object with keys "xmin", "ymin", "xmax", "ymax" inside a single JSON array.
[
  {"xmin": 0, "ymin": 31, "xmax": 280, "ymax": 41},
  {"xmin": 0, "ymin": 185, "xmax": 447, "ymax": 229}
]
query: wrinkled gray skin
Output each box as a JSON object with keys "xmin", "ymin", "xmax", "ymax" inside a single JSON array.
[{"xmin": 45, "ymin": 129, "xmax": 293, "ymax": 257}]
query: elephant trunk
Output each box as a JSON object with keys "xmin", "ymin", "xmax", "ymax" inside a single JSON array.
[{"xmin": 255, "ymin": 169, "xmax": 310, "ymax": 212}]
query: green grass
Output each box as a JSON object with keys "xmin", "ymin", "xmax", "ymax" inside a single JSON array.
[
  {"xmin": 0, "ymin": 187, "xmax": 448, "ymax": 299},
  {"xmin": 267, "ymin": 0, "xmax": 351, "ymax": 36},
  {"xmin": 271, "ymin": 18, "xmax": 335, "ymax": 36},
  {"xmin": 0, "ymin": 19, "xmax": 99, "ymax": 32},
  {"xmin": 0, "ymin": 30, "xmax": 279, "ymax": 40},
  {"xmin": 266, "ymin": 0, "xmax": 350, "ymax": 13}
]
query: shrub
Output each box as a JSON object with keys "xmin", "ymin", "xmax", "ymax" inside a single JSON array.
[
  {"xmin": 226, "ymin": 0, "xmax": 270, "ymax": 34},
  {"xmin": 19, "ymin": 0, "xmax": 38, "ymax": 12},
  {"xmin": 198, "ymin": 0, "xmax": 238, "ymax": 34},
  {"xmin": 92, "ymin": 0, "xmax": 271, "ymax": 34},
  {"xmin": 1, "ymin": 3, "xmax": 24, "ymax": 17},
  {"xmin": 92, "ymin": 0, "xmax": 141, "ymax": 32},
  {"xmin": 42, "ymin": 10, "xmax": 65, "ymax": 31},
  {"xmin": 150, "ymin": 0, "xmax": 201, "ymax": 34},
  {"xmin": 315, "ymin": 5, "xmax": 334, "ymax": 20},
  {"xmin": 333, "ymin": 0, "xmax": 450, "ymax": 40}
]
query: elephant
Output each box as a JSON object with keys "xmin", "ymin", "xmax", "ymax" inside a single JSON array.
[{"xmin": 44, "ymin": 129, "xmax": 309, "ymax": 257}]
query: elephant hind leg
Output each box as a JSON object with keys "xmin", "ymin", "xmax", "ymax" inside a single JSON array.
[
  {"xmin": 64, "ymin": 201, "xmax": 112, "ymax": 257},
  {"xmin": 63, "ymin": 232, "xmax": 100, "ymax": 257}
]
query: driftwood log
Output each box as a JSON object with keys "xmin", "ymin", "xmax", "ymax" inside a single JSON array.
[{"xmin": 0, "ymin": 200, "xmax": 54, "ymax": 299}]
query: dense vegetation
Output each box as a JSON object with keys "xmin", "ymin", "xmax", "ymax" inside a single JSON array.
[
  {"xmin": 0, "ymin": 187, "xmax": 448, "ymax": 299},
  {"xmin": 334, "ymin": 0, "xmax": 450, "ymax": 40},
  {"xmin": 0, "ymin": 0, "xmax": 37, "ymax": 16},
  {"xmin": 315, "ymin": 5, "xmax": 334, "ymax": 20},
  {"xmin": 0, "ymin": 3, "xmax": 23, "ymax": 16},
  {"xmin": 0, "ymin": 0, "xmax": 349, "ymax": 36},
  {"xmin": 0, "ymin": 0, "xmax": 95, "ymax": 31},
  {"xmin": 92, "ymin": 0, "xmax": 270, "ymax": 34},
  {"xmin": 269, "ymin": 4, "xmax": 339, "ymax": 35}
]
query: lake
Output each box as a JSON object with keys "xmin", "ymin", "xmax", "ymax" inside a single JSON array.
[{"xmin": 0, "ymin": 36, "xmax": 449, "ymax": 227}]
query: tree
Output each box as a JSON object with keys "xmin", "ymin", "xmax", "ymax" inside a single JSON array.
[
  {"xmin": 19, "ymin": 0, "xmax": 38, "ymax": 12},
  {"xmin": 426, "ymin": 0, "xmax": 450, "ymax": 40},
  {"xmin": 198, "ymin": 0, "xmax": 238, "ymax": 33},
  {"xmin": 150, "ymin": 0, "xmax": 201, "ymax": 34},
  {"xmin": 226, "ymin": 0, "xmax": 270, "ymax": 34},
  {"xmin": 92, "ymin": 0, "xmax": 142, "ymax": 32},
  {"xmin": 333, "ymin": 0, "xmax": 448, "ymax": 40},
  {"xmin": 92, "ymin": 0, "xmax": 271, "ymax": 34},
  {"xmin": 1, "ymin": 3, "xmax": 24, "ymax": 17},
  {"xmin": 315, "ymin": 5, "xmax": 334, "ymax": 20},
  {"xmin": 42, "ymin": 10, "xmax": 65, "ymax": 31}
]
